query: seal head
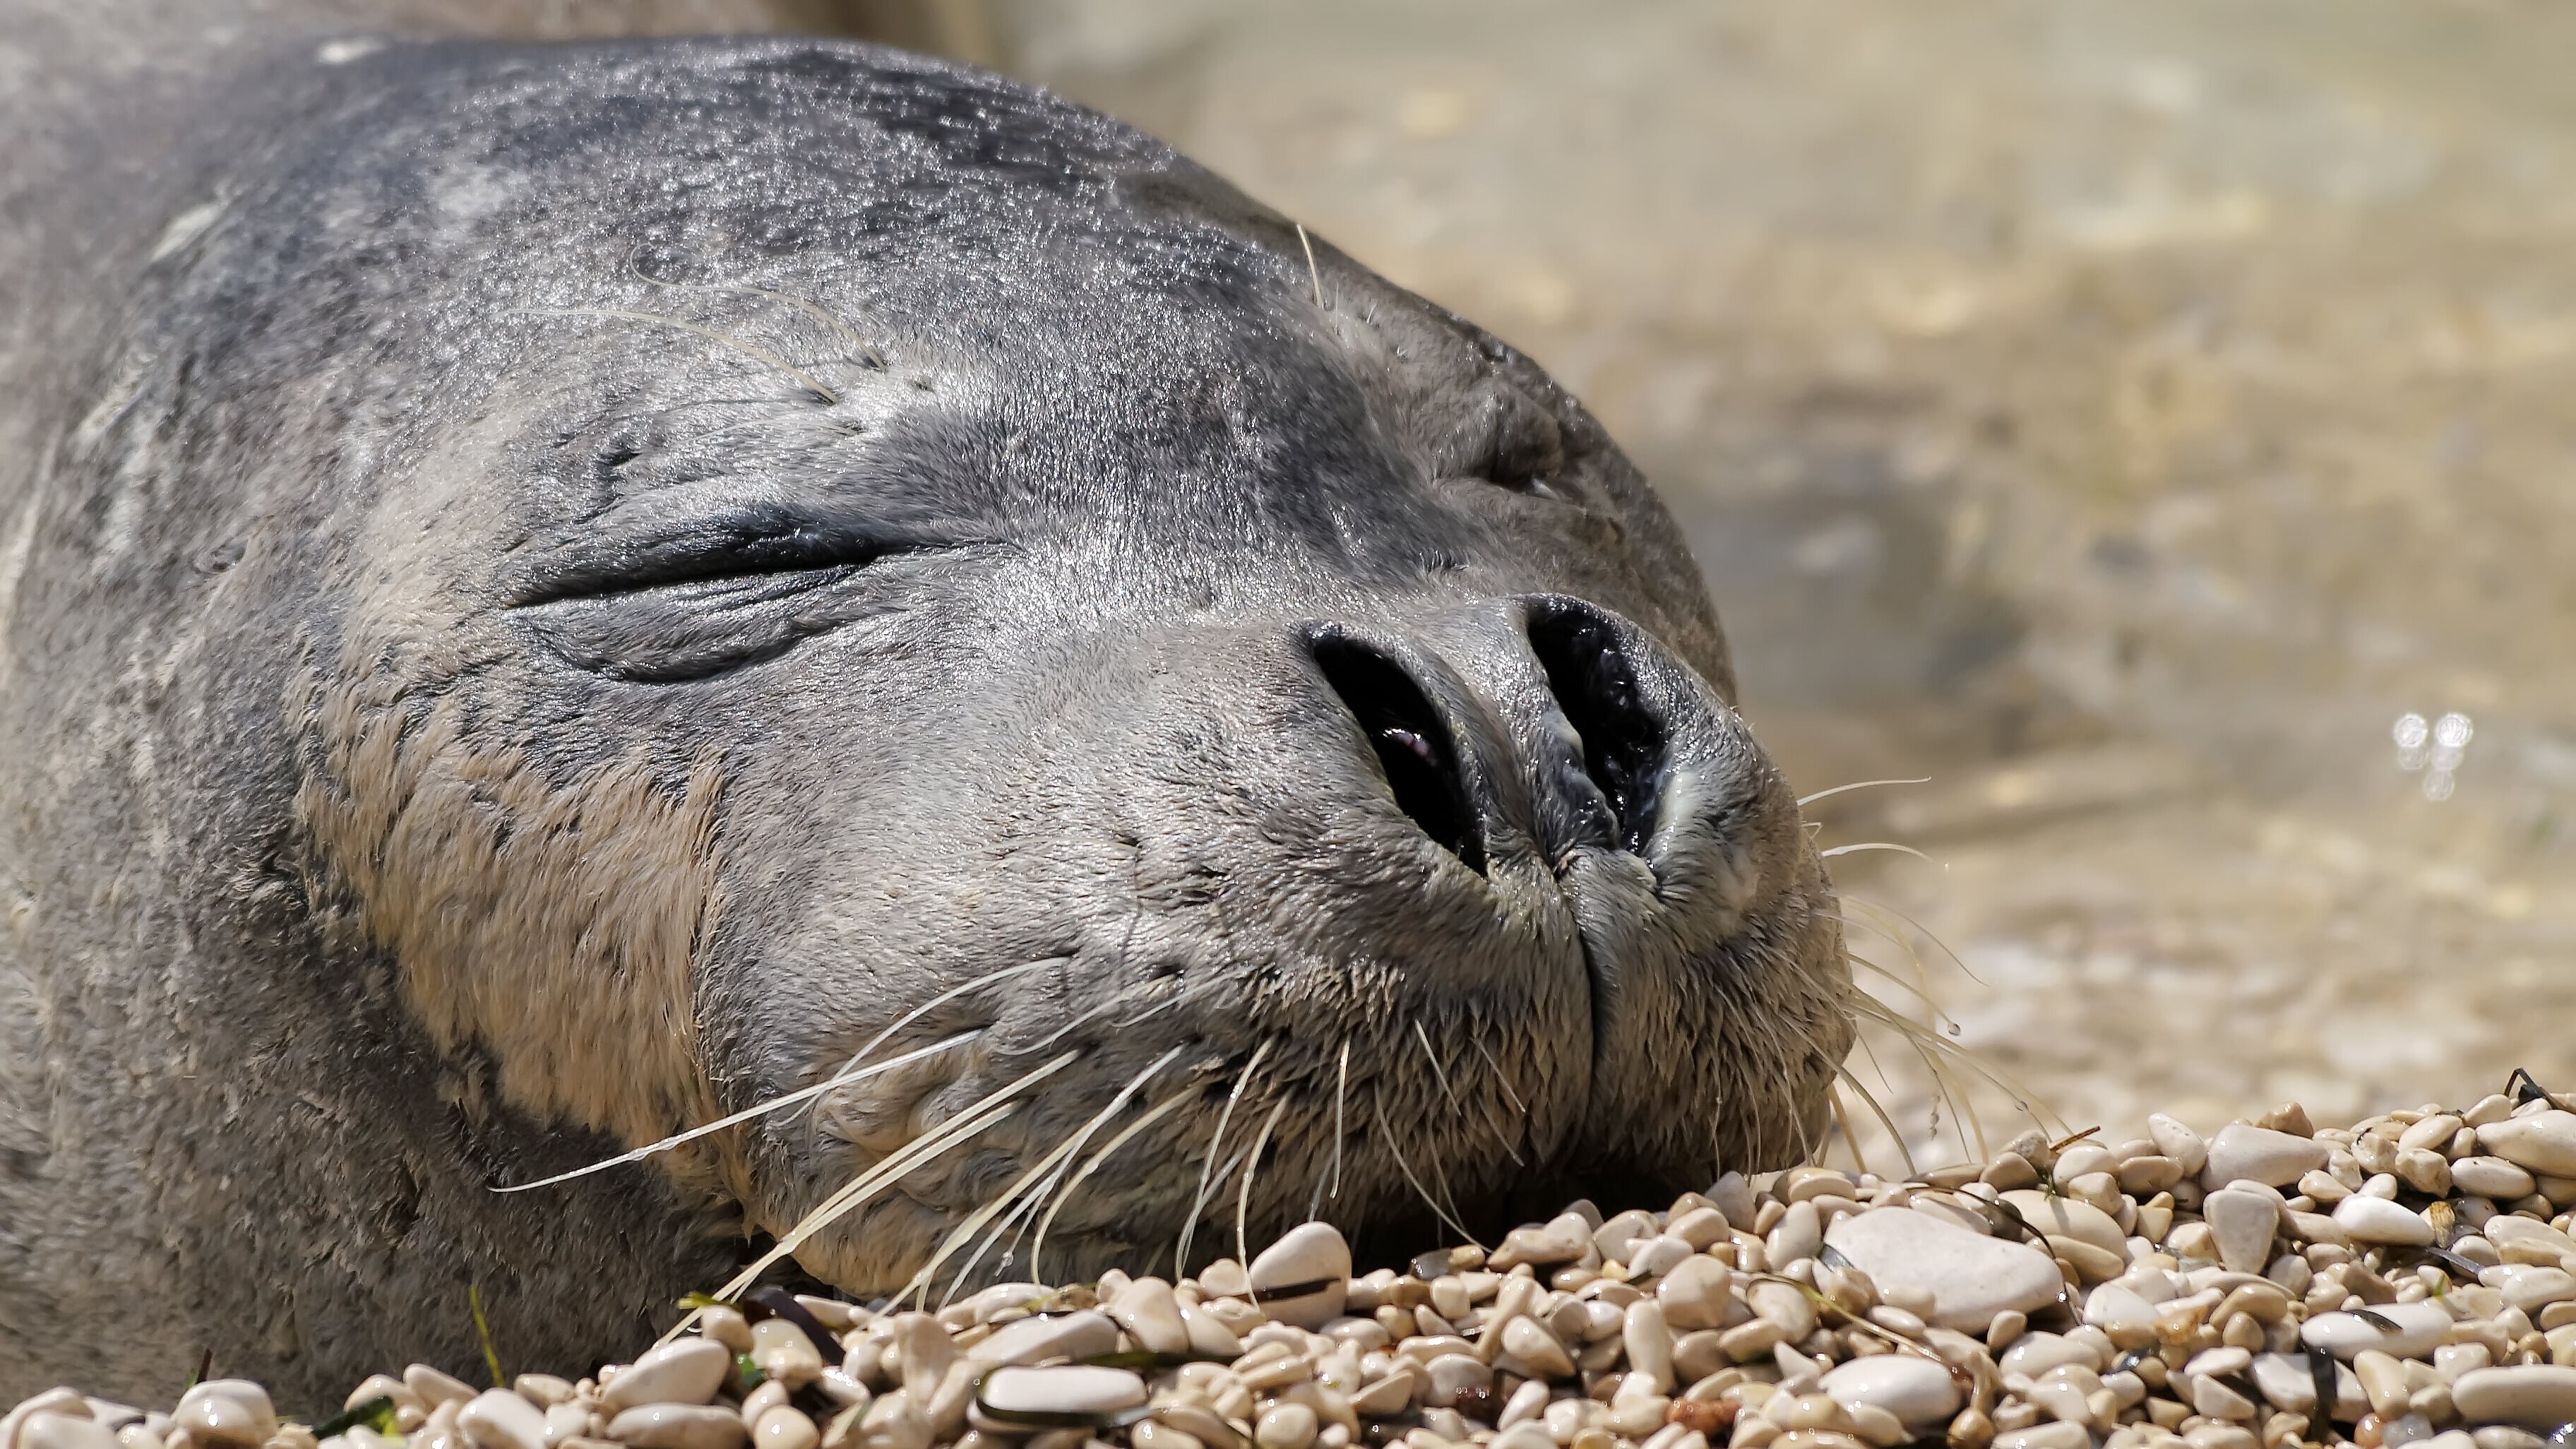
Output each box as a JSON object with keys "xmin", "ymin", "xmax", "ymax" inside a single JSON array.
[{"xmin": 0, "ymin": 37, "xmax": 1848, "ymax": 1397}]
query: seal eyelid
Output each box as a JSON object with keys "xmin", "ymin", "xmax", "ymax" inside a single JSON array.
[{"xmin": 507, "ymin": 507, "xmax": 961, "ymax": 608}]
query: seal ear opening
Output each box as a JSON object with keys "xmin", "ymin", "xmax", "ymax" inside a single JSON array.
[{"xmin": 1306, "ymin": 632, "xmax": 1486, "ymax": 874}]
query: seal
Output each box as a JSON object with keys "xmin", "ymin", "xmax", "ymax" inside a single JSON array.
[{"xmin": 0, "ymin": 3, "xmax": 1851, "ymax": 1403}]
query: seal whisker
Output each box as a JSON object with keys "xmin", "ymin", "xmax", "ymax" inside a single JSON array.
[
  {"xmin": 1026, "ymin": 1082, "xmax": 1198, "ymax": 1285},
  {"xmin": 666, "ymin": 1046, "xmax": 1081, "ymax": 1346},
  {"xmin": 1307, "ymin": 1038, "xmax": 1352, "ymax": 1219},
  {"xmin": 1414, "ymin": 1017, "xmax": 1523, "ymax": 1167},
  {"xmin": 914, "ymin": 1043, "xmax": 1186, "ymax": 1305},
  {"xmin": 1818, "ymin": 840, "xmax": 1936, "ymax": 863},
  {"xmin": 1795, "ymin": 776, "xmax": 1931, "ymax": 809},
  {"xmin": 520, "ymin": 306, "xmax": 841, "ymax": 404},
  {"xmin": 492, "ymin": 1027, "xmax": 980, "ymax": 1192},
  {"xmin": 1235, "ymin": 1095, "xmax": 1291, "ymax": 1267},
  {"xmin": 1175, "ymin": 1037, "xmax": 1275, "ymax": 1278},
  {"xmin": 1832, "ymin": 1062, "xmax": 1917, "ymax": 1178},
  {"xmin": 1371, "ymin": 1097, "xmax": 1486, "ymax": 1249},
  {"xmin": 793, "ymin": 955, "xmax": 1063, "ymax": 1122}
]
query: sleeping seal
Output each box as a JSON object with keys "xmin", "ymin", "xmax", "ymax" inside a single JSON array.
[{"xmin": 0, "ymin": 1, "xmax": 1851, "ymax": 1403}]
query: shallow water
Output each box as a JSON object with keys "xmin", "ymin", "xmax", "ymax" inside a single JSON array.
[{"xmin": 985, "ymin": 0, "xmax": 2576, "ymax": 1155}]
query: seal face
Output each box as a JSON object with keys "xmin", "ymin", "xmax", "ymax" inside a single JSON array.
[{"xmin": 0, "ymin": 37, "xmax": 1848, "ymax": 1398}]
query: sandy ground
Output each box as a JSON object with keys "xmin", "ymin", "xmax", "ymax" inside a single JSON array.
[{"xmin": 965, "ymin": 0, "xmax": 2576, "ymax": 1159}]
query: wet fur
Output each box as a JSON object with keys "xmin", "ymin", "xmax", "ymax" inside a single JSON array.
[{"xmin": 0, "ymin": 1, "xmax": 1849, "ymax": 1404}]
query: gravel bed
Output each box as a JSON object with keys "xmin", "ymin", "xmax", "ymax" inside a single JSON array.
[{"xmin": 20, "ymin": 1086, "xmax": 2576, "ymax": 1449}]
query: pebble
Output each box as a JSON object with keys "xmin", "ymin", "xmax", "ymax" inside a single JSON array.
[
  {"xmin": 2479, "ymin": 1112, "xmax": 2576, "ymax": 1178},
  {"xmin": 604, "ymin": 1405, "xmax": 749, "ymax": 1449},
  {"xmin": 2204, "ymin": 1188, "xmax": 2283, "ymax": 1272},
  {"xmin": 966, "ymin": 1311, "xmax": 1121, "ymax": 1366},
  {"xmin": 2250, "ymin": 1353, "xmax": 2365, "ymax": 1417},
  {"xmin": 1109, "ymin": 1278, "xmax": 1191, "ymax": 1356},
  {"xmin": 750, "ymin": 1409, "xmax": 816, "ymax": 1449},
  {"xmin": 2203, "ymin": 1125, "xmax": 2330, "ymax": 1190},
  {"xmin": 1500, "ymin": 1318, "xmax": 1576, "ymax": 1378},
  {"xmin": 458, "ymin": 1392, "xmax": 547, "ymax": 1449},
  {"xmin": 1823, "ymin": 1207, "xmax": 2065, "ymax": 1334},
  {"xmin": 1992, "ymin": 1424, "xmax": 2089, "ymax": 1449},
  {"xmin": 2452, "ymin": 1368, "xmax": 2576, "ymax": 1429},
  {"xmin": 18, "ymin": 1420, "xmax": 114, "ymax": 1449},
  {"xmin": 1818, "ymin": 1355, "xmax": 1962, "ymax": 1428},
  {"xmin": 2453, "ymin": 1157, "xmax": 2540, "ymax": 1201},
  {"xmin": 974, "ymin": 1366, "xmax": 1147, "ymax": 1419},
  {"xmin": 2000, "ymin": 1191, "xmax": 2125, "ymax": 1256},
  {"xmin": 1252, "ymin": 1403, "xmax": 1317, "ymax": 1449},
  {"xmin": 1248, "ymin": 1222, "xmax": 1351, "ymax": 1330},
  {"xmin": 2333, "ymin": 1195, "xmax": 2436, "ymax": 1246},
  {"xmin": 603, "ymin": 1339, "xmax": 732, "ymax": 1412},
  {"xmin": 2303, "ymin": 1302, "xmax": 2455, "ymax": 1360},
  {"xmin": 1656, "ymin": 1255, "xmax": 1735, "ymax": 1330},
  {"xmin": 749, "ymin": 1319, "xmax": 824, "ymax": 1390},
  {"xmin": 172, "ymin": 1384, "xmax": 275, "ymax": 1449}
]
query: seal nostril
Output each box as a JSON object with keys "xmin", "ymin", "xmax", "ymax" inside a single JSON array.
[
  {"xmin": 1528, "ymin": 601, "xmax": 1666, "ymax": 854},
  {"xmin": 1308, "ymin": 635, "xmax": 1486, "ymax": 873}
]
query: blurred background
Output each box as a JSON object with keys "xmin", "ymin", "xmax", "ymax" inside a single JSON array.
[{"xmin": 833, "ymin": 0, "xmax": 2576, "ymax": 1159}]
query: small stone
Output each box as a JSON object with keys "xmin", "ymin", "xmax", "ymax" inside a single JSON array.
[
  {"xmin": 604, "ymin": 1340, "xmax": 734, "ymax": 1412},
  {"xmin": 1501, "ymin": 1317, "xmax": 1576, "ymax": 1379},
  {"xmin": 2250, "ymin": 1354, "xmax": 2365, "ymax": 1418},
  {"xmin": 1749, "ymin": 1281, "xmax": 1819, "ymax": 1341},
  {"xmin": 1709, "ymin": 1172, "xmax": 1757, "ymax": 1232},
  {"xmin": 174, "ymin": 1385, "xmax": 277, "ymax": 1449},
  {"xmin": 1819, "ymin": 1356, "xmax": 1961, "ymax": 1429},
  {"xmin": 2000, "ymin": 1192, "xmax": 2125, "ymax": 1256},
  {"xmin": 2303, "ymin": 1301, "xmax": 2455, "ymax": 1360},
  {"xmin": 1657, "ymin": 1256, "xmax": 1736, "ymax": 1331},
  {"xmin": 1108, "ymin": 1278, "xmax": 1191, "ymax": 1356},
  {"xmin": 2333, "ymin": 1195, "xmax": 2436, "ymax": 1246},
  {"xmin": 2149, "ymin": 1115, "xmax": 2210, "ymax": 1176},
  {"xmin": 2204, "ymin": 1188, "xmax": 2283, "ymax": 1273},
  {"xmin": 21, "ymin": 1419, "xmax": 116, "ymax": 1449},
  {"xmin": 1991, "ymin": 1424, "xmax": 2087, "ymax": 1449},
  {"xmin": 2479, "ymin": 1113, "xmax": 2576, "ymax": 1178},
  {"xmin": 967, "ymin": 1311, "xmax": 1121, "ymax": 1366},
  {"xmin": 696, "ymin": 1308, "xmax": 753, "ymax": 1356},
  {"xmin": 2081, "ymin": 1284, "xmax": 2157, "ymax": 1345},
  {"xmin": 604, "ymin": 1405, "xmax": 748, "ymax": 1449},
  {"xmin": 1627, "ymin": 1235, "xmax": 1693, "ymax": 1281},
  {"xmin": 2452, "ymin": 1367, "xmax": 2576, "ymax": 1429},
  {"xmin": 1824, "ymin": 1208, "xmax": 2063, "ymax": 1335},
  {"xmin": 751, "ymin": 1410, "xmax": 816, "ymax": 1449},
  {"xmin": 2202, "ymin": 1126, "xmax": 2329, "ymax": 1190},
  {"xmin": 1491, "ymin": 1213, "xmax": 1593, "ymax": 1271},
  {"xmin": 1999, "ymin": 1332, "xmax": 2104, "ymax": 1380},
  {"xmin": 459, "ymin": 1393, "xmax": 547, "ymax": 1449},
  {"xmin": 407, "ymin": 1368, "xmax": 478, "ymax": 1411},
  {"xmin": 751, "ymin": 1319, "xmax": 825, "ymax": 1390},
  {"xmin": 1625, "ymin": 1300, "xmax": 1676, "ymax": 1392},
  {"xmin": 975, "ymin": 1365, "xmax": 1146, "ymax": 1421},
  {"xmin": 1249, "ymin": 1222, "xmax": 1352, "ymax": 1330},
  {"xmin": 2454, "ymin": 1158, "xmax": 2539, "ymax": 1201},
  {"xmin": 1767, "ymin": 1200, "xmax": 1823, "ymax": 1265},
  {"xmin": 1424, "ymin": 1354, "xmax": 1491, "ymax": 1402},
  {"xmin": 2487, "ymin": 1266, "xmax": 2576, "ymax": 1313},
  {"xmin": 1253, "ymin": 1404, "xmax": 1318, "ymax": 1449}
]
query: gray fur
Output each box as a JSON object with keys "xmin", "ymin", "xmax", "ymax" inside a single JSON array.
[{"xmin": 0, "ymin": 1, "xmax": 1849, "ymax": 1406}]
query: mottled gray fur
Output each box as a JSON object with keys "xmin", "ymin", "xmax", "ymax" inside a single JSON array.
[{"xmin": 0, "ymin": 0, "xmax": 1850, "ymax": 1406}]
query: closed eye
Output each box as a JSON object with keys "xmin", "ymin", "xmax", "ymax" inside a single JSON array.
[{"xmin": 506, "ymin": 502, "xmax": 937, "ymax": 609}]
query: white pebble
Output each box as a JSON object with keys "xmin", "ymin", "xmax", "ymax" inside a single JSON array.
[
  {"xmin": 2202, "ymin": 1188, "xmax": 2283, "ymax": 1272},
  {"xmin": 967, "ymin": 1310, "xmax": 1121, "ymax": 1366},
  {"xmin": 172, "ymin": 1383, "xmax": 275, "ymax": 1449},
  {"xmin": 2453, "ymin": 1157, "xmax": 2540, "ymax": 1201},
  {"xmin": 1824, "ymin": 1207, "xmax": 2064, "ymax": 1335},
  {"xmin": 2250, "ymin": 1354, "xmax": 2365, "ymax": 1418},
  {"xmin": 1253, "ymin": 1402, "xmax": 1318, "ymax": 1449},
  {"xmin": 974, "ymin": 1365, "xmax": 1146, "ymax": 1419},
  {"xmin": 2000, "ymin": 1191, "xmax": 2125, "ymax": 1256},
  {"xmin": 406, "ymin": 1367, "xmax": 477, "ymax": 1409},
  {"xmin": 20, "ymin": 1419, "xmax": 115, "ymax": 1449},
  {"xmin": 1820, "ymin": 1354, "xmax": 1962, "ymax": 1429},
  {"xmin": 2202, "ymin": 1124, "xmax": 2329, "ymax": 1190},
  {"xmin": 2301, "ymin": 1301, "xmax": 2454, "ymax": 1360},
  {"xmin": 2485, "ymin": 1265, "xmax": 2576, "ymax": 1313},
  {"xmin": 604, "ymin": 1338, "xmax": 733, "ymax": 1412},
  {"xmin": 2453, "ymin": 1366, "xmax": 2576, "ymax": 1429},
  {"xmin": 604, "ymin": 1404, "xmax": 748, "ymax": 1449},
  {"xmin": 1655, "ymin": 1255, "xmax": 1734, "ymax": 1330},
  {"xmin": 1992, "ymin": 1424, "xmax": 2089, "ymax": 1449},
  {"xmin": 2149, "ymin": 1114, "xmax": 2210, "ymax": 1176},
  {"xmin": 2332, "ymin": 1194, "xmax": 2436, "ymax": 1246},
  {"xmin": 458, "ymin": 1392, "xmax": 546, "ymax": 1449},
  {"xmin": 1248, "ymin": 1222, "xmax": 1352, "ymax": 1330},
  {"xmin": 2479, "ymin": 1112, "xmax": 2576, "ymax": 1178},
  {"xmin": 1109, "ymin": 1277, "xmax": 1191, "ymax": 1356}
]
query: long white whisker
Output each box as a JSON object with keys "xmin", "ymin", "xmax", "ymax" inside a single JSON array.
[
  {"xmin": 495, "ymin": 1030, "xmax": 979, "ymax": 1193},
  {"xmin": 1797, "ymin": 777, "xmax": 1931, "ymax": 808},
  {"xmin": 1308, "ymin": 1039, "xmax": 1352, "ymax": 1219},
  {"xmin": 1471, "ymin": 1034, "xmax": 1526, "ymax": 1118},
  {"xmin": 1820, "ymin": 842, "xmax": 1936, "ymax": 863},
  {"xmin": 1027, "ymin": 1084, "xmax": 1198, "ymax": 1285},
  {"xmin": 1417, "ymin": 1018, "xmax": 1524, "ymax": 1167},
  {"xmin": 1373, "ymin": 1097, "xmax": 1485, "ymax": 1249},
  {"xmin": 790, "ymin": 956, "xmax": 1061, "ymax": 1122},
  {"xmin": 1235, "ymin": 1097, "xmax": 1289, "ymax": 1268},
  {"xmin": 1175, "ymin": 1039, "xmax": 1274, "ymax": 1278}
]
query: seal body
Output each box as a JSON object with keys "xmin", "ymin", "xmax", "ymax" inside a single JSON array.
[{"xmin": 0, "ymin": 3, "xmax": 1850, "ymax": 1402}]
